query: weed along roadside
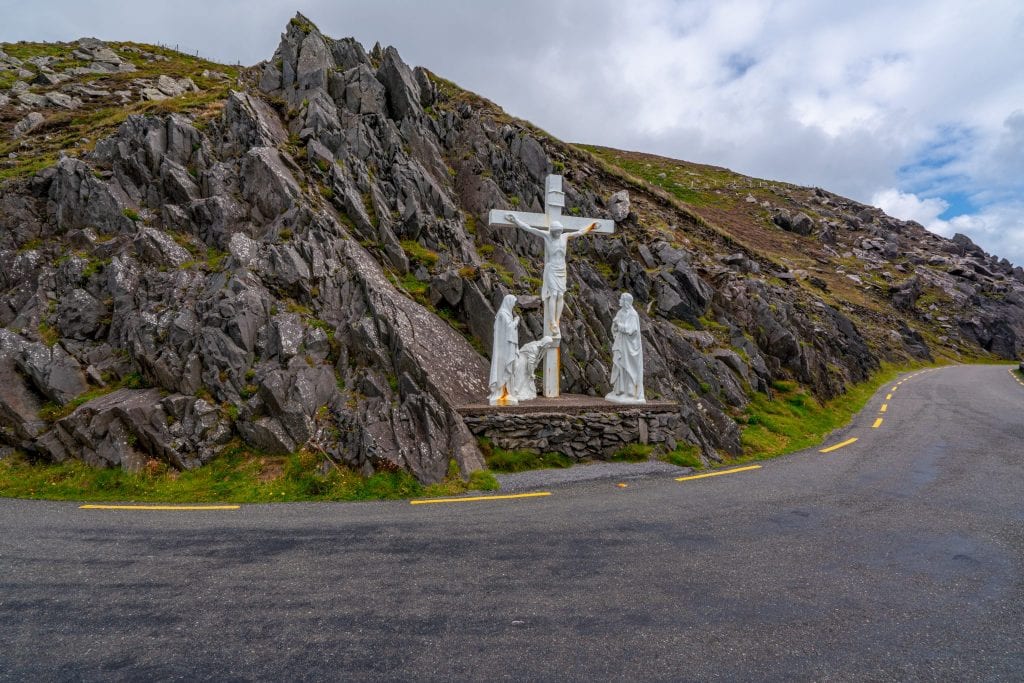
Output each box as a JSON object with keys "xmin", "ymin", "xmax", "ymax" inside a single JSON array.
[
  {"xmin": 0, "ymin": 445, "xmax": 497, "ymax": 504},
  {"xmin": 733, "ymin": 362, "xmax": 935, "ymax": 464}
]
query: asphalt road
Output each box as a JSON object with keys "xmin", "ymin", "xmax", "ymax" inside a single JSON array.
[{"xmin": 2, "ymin": 364, "xmax": 1023, "ymax": 681}]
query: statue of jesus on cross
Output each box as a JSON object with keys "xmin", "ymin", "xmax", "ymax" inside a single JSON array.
[
  {"xmin": 504, "ymin": 213, "xmax": 592, "ymax": 339},
  {"xmin": 489, "ymin": 175, "xmax": 615, "ymax": 397}
]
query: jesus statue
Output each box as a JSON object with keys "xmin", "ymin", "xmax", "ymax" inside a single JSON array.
[{"xmin": 505, "ymin": 213, "xmax": 596, "ymax": 338}]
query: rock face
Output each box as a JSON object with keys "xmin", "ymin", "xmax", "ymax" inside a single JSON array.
[{"xmin": 0, "ymin": 15, "xmax": 1022, "ymax": 481}]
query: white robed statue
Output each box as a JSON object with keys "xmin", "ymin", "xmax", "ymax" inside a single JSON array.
[
  {"xmin": 509, "ymin": 336, "xmax": 555, "ymax": 401},
  {"xmin": 489, "ymin": 294, "xmax": 520, "ymax": 405},
  {"xmin": 606, "ymin": 292, "xmax": 646, "ymax": 404}
]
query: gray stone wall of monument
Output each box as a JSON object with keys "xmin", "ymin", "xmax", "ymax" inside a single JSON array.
[{"xmin": 461, "ymin": 409, "xmax": 686, "ymax": 460}]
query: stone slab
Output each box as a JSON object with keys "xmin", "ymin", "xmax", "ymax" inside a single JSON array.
[{"xmin": 456, "ymin": 394, "xmax": 679, "ymax": 416}]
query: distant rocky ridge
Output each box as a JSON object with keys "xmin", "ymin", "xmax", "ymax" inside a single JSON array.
[{"xmin": 0, "ymin": 13, "xmax": 1021, "ymax": 482}]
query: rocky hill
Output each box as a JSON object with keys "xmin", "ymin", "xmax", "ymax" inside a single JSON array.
[{"xmin": 1, "ymin": 14, "xmax": 1021, "ymax": 483}]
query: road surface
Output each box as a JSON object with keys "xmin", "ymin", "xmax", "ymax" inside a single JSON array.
[{"xmin": 2, "ymin": 364, "xmax": 1023, "ymax": 681}]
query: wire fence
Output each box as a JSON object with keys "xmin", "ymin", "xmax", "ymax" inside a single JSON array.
[{"xmin": 149, "ymin": 41, "xmax": 244, "ymax": 67}]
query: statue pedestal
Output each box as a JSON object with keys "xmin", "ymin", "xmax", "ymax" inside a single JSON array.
[
  {"xmin": 604, "ymin": 392, "xmax": 647, "ymax": 405},
  {"xmin": 543, "ymin": 338, "xmax": 559, "ymax": 399}
]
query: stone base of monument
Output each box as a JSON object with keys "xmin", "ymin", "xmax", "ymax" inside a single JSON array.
[{"xmin": 457, "ymin": 395, "xmax": 684, "ymax": 461}]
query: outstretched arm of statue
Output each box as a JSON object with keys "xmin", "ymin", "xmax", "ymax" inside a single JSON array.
[
  {"xmin": 566, "ymin": 222, "xmax": 598, "ymax": 239},
  {"xmin": 506, "ymin": 213, "xmax": 547, "ymax": 238}
]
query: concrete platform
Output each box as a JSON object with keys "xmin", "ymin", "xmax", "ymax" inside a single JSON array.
[{"xmin": 456, "ymin": 394, "xmax": 679, "ymax": 416}]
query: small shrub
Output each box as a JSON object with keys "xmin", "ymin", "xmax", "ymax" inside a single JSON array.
[
  {"xmin": 122, "ymin": 208, "xmax": 140, "ymax": 222},
  {"xmin": 486, "ymin": 447, "xmax": 571, "ymax": 473},
  {"xmin": 468, "ymin": 470, "xmax": 499, "ymax": 491},
  {"xmin": 609, "ymin": 443, "xmax": 653, "ymax": 462},
  {"xmin": 204, "ymin": 247, "xmax": 227, "ymax": 272},
  {"xmin": 400, "ymin": 240, "xmax": 439, "ymax": 268},
  {"xmin": 663, "ymin": 444, "xmax": 702, "ymax": 469},
  {"xmin": 38, "ymin": 322, "xmax": 60, "ymax": 347}
]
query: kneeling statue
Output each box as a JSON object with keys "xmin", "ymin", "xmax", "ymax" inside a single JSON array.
[{"xmin": 509, "ymin": 336, "xmax": 555, "ymax": 402}]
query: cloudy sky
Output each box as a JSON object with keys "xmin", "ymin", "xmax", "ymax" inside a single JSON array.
[{"xmin": 4, "ymin": 0, "xmax": 1023, "ymax": 264}]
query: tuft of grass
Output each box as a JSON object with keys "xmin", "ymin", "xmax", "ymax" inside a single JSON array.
[
  {"xmin": 609, "ymin": 443, "xmax": 653, "ymax": 462},
  {"xmin": 400, "ymin": 240, "xmax": 439, "ymax": 268},
  {"xmin": 398, "ymin": 273, "xmax": 431, "ymax": 306},
  {"xmin": 421, "ymin": 460, "xmax": 500, "ymax": 497},
  {"xmin": 289, "ymin": 15, "xmax": 317, "ymax": 34},
  {"xmin": 467, "ymin": 469, "xmax": 500, "ymax": 491},
  {"xmin": 37, "ymin": 321, "xmax": 60, "ymax": 347},
  {"xmin": 122, "ymin": 208, "xmax": 141, "ymax": 222},
  {"xmin": 662, "ymin": 443, "xmax": 702, "ymax": 469},
  {"xmin": 203, "ymin": 247, "xmax": 227, "ymax": 272},
  {"xmin": 484, "ymin": 443, "xmax": 572, "ymax": 473}
]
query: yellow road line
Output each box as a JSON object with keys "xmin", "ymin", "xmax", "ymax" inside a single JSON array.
[
  {"xmin": 410, "ymin": 492, "xmax": 551, "ymax": 505},
  {"xmin": 675, "ymin": 465, "xmax": 761, "ymax": 482},
  {"xmin": 820, "ymin": 437, "xmax": 858, "ymax": 453},
  {"xmin": 880, "ymin": 404, "xmax": 888, "ymax": 413},
  {"xmin": 872, "ymin": 418, "xmax": 884, "ymax": 429},
  {"xmin": 80, "ymin": 504, "xmax": 240, "ymax": 511}
]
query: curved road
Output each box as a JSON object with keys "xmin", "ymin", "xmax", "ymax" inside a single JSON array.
[{"xmin": 2, "ymin": 364, "xmax": 1023, "ymax": 681}]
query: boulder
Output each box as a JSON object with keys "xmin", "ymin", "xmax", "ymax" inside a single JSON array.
[
  {"xmin": 56, "ymin": 289, "xmax": 107, "ymax": 340},
  {"xmin": 890, "ymin": 276, "xmax": 921, "ymax": 311},
  {"xmin": 239, "ymin": 147, "xmax": 301, "ymax": 221},
  {"xmin": 789, "ymin": 212, "xmax": 814, "ymax": 236},
  {"xmin": 36, "ymin": 388, "xmax": 201, "ymax": 470},
  {"xmin": 133, "ymin": 227, "xmax": 191, "ymax": 267},
  {"xmin": 0, "ymin": 356, "xmax": 46, "ymax": 445},
  {"xmin": 608, "ymin": 190, "xmax": 630, "ymax": 222},
  {"xmin": 18, "ymin": 342, "xmax": 89, "ymax": 405},
  {"xmin": 12, "ymin": 112, "xmax": 45, "ymax": 138},
  {"xmin": 375, "ymin": 46, "xmax": 422, "ymax": 120}
]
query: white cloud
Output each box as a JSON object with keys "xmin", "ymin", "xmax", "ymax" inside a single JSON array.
[
  {"xmin": 872, "ymin": 189, "xmax": 1024, "ymax": 265},
  {"xmin": 872, "ymin": 189, "xmax": 949, "ymax": 230},
  {"xmin": 944, "ymin": 206, "xmax": 1024, "ymax": 266}
]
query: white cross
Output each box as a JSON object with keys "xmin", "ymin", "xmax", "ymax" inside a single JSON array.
[{"xmin": 488, "ymin": 175, "xmax": 615, "ymax": 398}]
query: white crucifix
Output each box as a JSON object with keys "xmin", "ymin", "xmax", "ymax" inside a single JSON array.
[{"xmin": 488, "ymin": 174, "xmax": 615, "ymax": 398}]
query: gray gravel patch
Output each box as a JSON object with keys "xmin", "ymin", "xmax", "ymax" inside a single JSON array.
[{"xmin": 495, "ymin": 459, "xmax": 693, "ymax": 492}]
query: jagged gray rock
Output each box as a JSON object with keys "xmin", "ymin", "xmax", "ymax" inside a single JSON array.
[{"xmin": 12, "ymin": 112, "xmax": 45, "ymax": 138}]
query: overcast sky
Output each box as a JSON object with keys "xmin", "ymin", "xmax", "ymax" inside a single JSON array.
[{"xmin": 3, "ymin": 0, "xmax": 1022, "ymax": 264}]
